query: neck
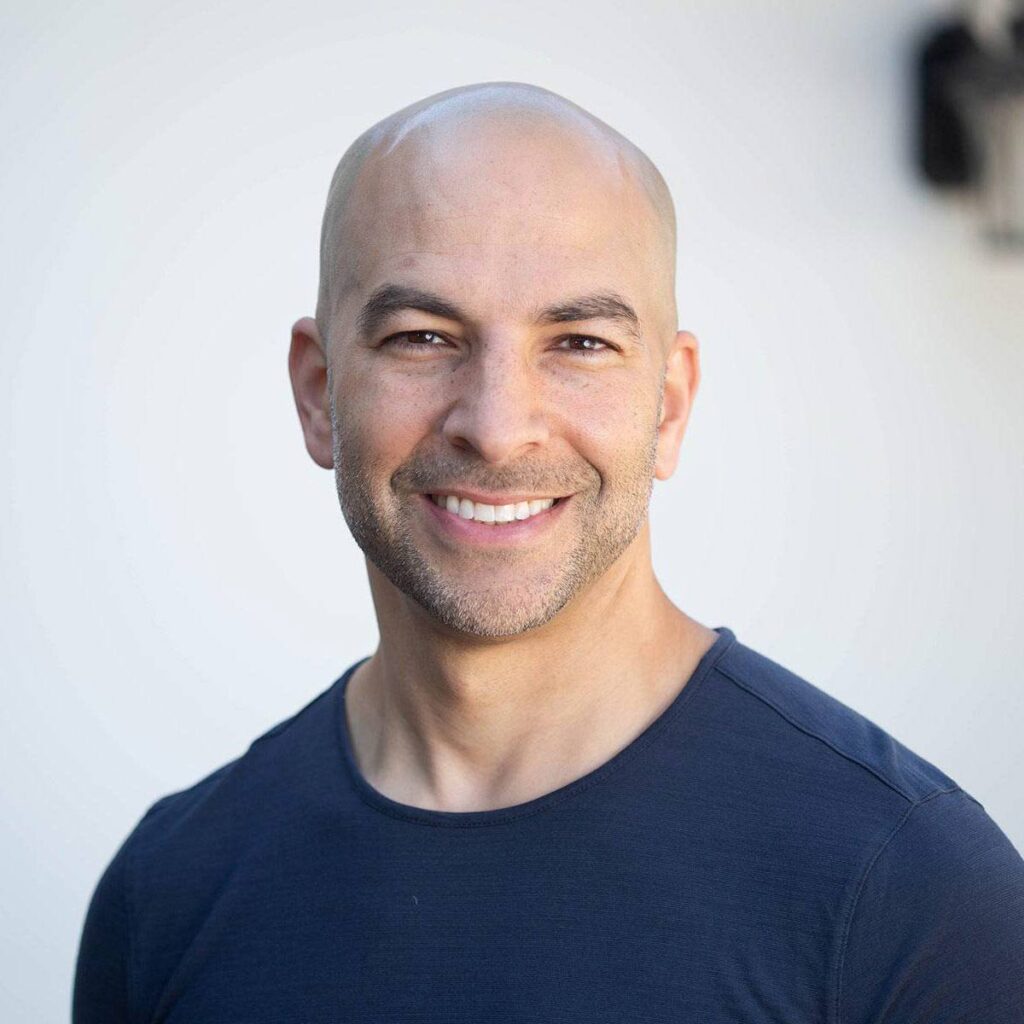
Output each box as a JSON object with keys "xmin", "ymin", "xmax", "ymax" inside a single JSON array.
[{"xmin": 344, "ymin": 524, "xmax": 718, "ymax": 813}]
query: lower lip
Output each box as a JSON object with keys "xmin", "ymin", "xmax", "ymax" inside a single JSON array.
[{"xmin": 418, "ymin": 494, "xmax": 569, "ymax": 545}]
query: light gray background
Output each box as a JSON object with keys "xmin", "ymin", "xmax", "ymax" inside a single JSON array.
[{"xmin": 2, "ymin": 0, "xmax": 1022, "ymax": 1019}]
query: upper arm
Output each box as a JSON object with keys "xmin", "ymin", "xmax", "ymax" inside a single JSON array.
[
  {"xmin": 838, "ymin": 787, "xmax": 1024, "ymax": 1024},
  {"xmin": 73, "ymin": 838, "xmax": 133, "ymax": 1024}
]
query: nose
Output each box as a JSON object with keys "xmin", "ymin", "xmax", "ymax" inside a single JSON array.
[{"xmin": 441, "ymin": 340, "xmax": 550, "ymax": 464}]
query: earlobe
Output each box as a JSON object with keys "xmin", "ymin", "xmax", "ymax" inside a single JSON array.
[
  {"xmin": 287, "ymin": 316, "xmax": 334, "ymax": 470},
  {"xmin": 654, "ymin": 330, "xmax": 700, "ymax": 481}
]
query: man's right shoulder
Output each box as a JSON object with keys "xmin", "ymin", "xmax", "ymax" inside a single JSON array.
[
  {"xmin": 74, "ymin": 674, "xmax": 358, "ymax": 1021},
  {"xmin": 124, "ymin": 674, "xmax": 347, "ymax": 865}
]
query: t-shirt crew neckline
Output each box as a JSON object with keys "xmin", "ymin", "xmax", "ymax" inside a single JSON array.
[{"xmin": 333, "ymin": 625, "xmax": 737, "ymax": 828}]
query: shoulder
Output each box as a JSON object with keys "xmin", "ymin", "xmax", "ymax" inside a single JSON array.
[
  {"xmin": 124, "ymin": 671, "xmax": 348, "ymax": 869},
  {"xmin": 74, "ymin": 672, "xmax": 354, "ymax": 1021},
  {"xmin": 838, "ymin": 787, "xmax": 1024, "ymax": 1022},
  {"xmin": 712, "ymin": 631, "xmax": 958, "ymax": 804},
  {"xmin": 708, "ymin": 632, "xmax": 1024, "ymax": 1020}
]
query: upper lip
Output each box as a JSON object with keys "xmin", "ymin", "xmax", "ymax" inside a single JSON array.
[{"xmin": 423, "ymin": 488, "xmax": 567, "ymax": 505}]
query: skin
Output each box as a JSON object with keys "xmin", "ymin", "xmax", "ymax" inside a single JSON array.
[{"xmin": 289, "ymin": 83, "xmax": 718, "ymax": 813}]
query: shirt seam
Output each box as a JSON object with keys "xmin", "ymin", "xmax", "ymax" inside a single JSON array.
[
  {"xmin": 830, "ymin": 785, "xmax": 963, "ymax": 1024},
  {"xmin": 713, "ymin": 663, "xmax": 921, "ymax": 802}
]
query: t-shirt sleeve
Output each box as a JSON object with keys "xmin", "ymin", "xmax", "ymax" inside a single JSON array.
[
  {"xmin": 839, "ymin": 786, "xmax": 1024, "ymax": 1024},
  {"xmin": 72, "ymin": 838, "xmax": 133, "ymax": 1024}
]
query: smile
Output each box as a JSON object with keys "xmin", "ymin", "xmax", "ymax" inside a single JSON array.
[
  {"xmin": 418, "ymin": 491, "xmax": 569, "ymax": 545},
  {"xmin": 428, "ymin": 493, "xmax": 560, "ymax": 525}
]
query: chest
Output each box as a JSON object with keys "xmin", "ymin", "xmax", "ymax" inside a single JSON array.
[{"xmin": 137, "ymin": 844, "xmax": 837, "ymax": 1023}]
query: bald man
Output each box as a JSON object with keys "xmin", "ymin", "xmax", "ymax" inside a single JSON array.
[{"xmin": 74, "ymin": 82, "xmax": 1024, "ymax": 1023}]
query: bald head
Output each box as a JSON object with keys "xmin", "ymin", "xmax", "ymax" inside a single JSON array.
[{"xmin": 315, "ymin": 82, "xmax": 678, "ymax": 340}]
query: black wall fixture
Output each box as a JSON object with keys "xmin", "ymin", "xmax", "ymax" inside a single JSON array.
[{"xmin": 915, "ymin": 7, "xmax": 1024, "ymax": 247}]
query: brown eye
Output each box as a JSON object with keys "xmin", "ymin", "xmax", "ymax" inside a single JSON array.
[
  {"xmin": 559, "ymin": 335, "xmax": 613, "ymax": 355},
  {"xmin": 384, "ymin": 331, "xmax": 448, "ymax": 349}
]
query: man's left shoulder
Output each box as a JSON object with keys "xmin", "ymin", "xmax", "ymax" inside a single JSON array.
[
  {"xmin": 838, "ymin": 784, "xmax": 1024, "ymax": 1022},
  {"xmin": 711, "ymin": 632, "xmax": 958, "ymax": 805}
]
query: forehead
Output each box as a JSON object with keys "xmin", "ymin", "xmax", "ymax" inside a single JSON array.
[{"xmin": 336, "ymin": 116, "xmax": 666, "ymax": 320}]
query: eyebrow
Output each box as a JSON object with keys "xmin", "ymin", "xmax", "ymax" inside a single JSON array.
[
  {"xmin": 537, "ymin": 293, "xmax": 642, "ymax": 341},
  {"xmin": 356, "ymin": 283, "xmax": 642, "ymax": 342},
  {"xmin": 357, "ymin": 285, "xmax": 464, "ymax": 339}
]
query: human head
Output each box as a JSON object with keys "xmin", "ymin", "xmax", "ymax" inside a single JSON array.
[
  {"xmin": 289, "ymin": 81, "xmax": 700, "ymax": 639},
  {"xmin": 314, "ymin": 82, "xmax": 679, "ymax": 343}
]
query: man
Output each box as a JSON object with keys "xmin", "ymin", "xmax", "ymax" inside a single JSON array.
[{"xmin": 74, "ymin": 82, "xmax": 1024, "ymax": 1022}]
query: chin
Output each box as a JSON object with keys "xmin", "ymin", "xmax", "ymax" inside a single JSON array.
[
  {"xmin": 357, "ymin": 517, "xmax": 609, "ymax": 639},
  {"xmin": 411, "ymin": 582, "xmax": 575, "ymax": 639}
]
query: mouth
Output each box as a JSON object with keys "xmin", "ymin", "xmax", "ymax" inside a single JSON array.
[
  {"xmin": 417, "ymin": 491, "xmax": 570, "ymax": 544},
  {"xmin": 426, "ymin": 492, "xmax": 565, "ymax": 526}
]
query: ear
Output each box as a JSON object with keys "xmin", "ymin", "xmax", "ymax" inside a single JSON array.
[
  {"xmin": 654, "ymin": 330, "xmax": 701, "ymax": 481},
  {"xmin": 288, "ymin": 316, "xmax": 334, "ymax": 470}
]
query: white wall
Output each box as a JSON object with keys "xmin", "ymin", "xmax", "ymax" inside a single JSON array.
[{"xmin": 2, "ymin": 0, "xmax": 1021, "ymax": 1018}]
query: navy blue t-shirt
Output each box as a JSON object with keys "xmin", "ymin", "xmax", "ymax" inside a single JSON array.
[{"xmin": 74, "ymin": 626, "xmax": 1024, "ymax": 1022}]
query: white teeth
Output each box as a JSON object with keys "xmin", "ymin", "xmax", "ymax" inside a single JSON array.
[{"xmin": 431, "ymin": 494, "xmax": 557, "ymax": 525}]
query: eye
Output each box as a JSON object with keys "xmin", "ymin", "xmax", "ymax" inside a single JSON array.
[
  {"xmin": 381, "ymin": 330, "xmax": 450, "ymax": 350},
  {"xmin": 557, "ymin": 334, "xmax": 616, "ymax": 356}
]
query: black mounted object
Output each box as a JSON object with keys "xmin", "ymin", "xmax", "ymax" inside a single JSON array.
[
  {"xmin": 917, "ymin": 22, "xmax": 982, "ymax": 186},
  {"xmin": 916, "ymin": 13, "xmax": 1024, "ymax": 189}
]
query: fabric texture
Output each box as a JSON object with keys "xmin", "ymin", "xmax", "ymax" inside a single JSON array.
[{"xmin": 73, "ymin": 626, "xmax": 1024, "ymax": 1022}]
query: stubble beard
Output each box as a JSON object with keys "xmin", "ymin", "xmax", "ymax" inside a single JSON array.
[{"xmin": 328, "ymin": 392, "xmax": 661, "ymax": 640}]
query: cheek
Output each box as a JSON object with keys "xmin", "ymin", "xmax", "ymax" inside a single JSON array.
[
  {"xmin": 335, "ymin": 362, "xmax": 440, "ymax": 464},
  {"xmin": 556, "ymin": 375, "xmax": 658, "ymax": 461}
]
